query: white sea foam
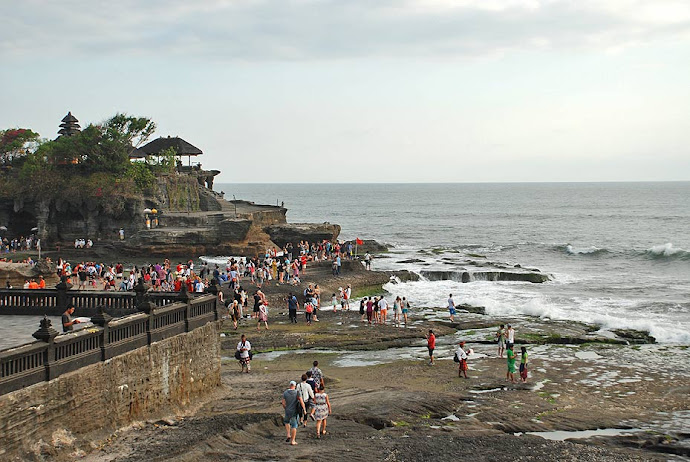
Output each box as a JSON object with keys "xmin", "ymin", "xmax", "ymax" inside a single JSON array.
[
  {"xmin": 646, "ymin": 243, "xmax": 689, "ymax": 258},
  {"xmin": 565, "ymin": 245, "xmax": 604, "ymax": 255}
]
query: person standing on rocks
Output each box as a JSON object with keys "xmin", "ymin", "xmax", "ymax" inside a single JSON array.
[
  {"xmin": 296, "ymin": 374, "xmax": 315, "ymax": 427},
  {"xmin": 426, "ymin": 330, "xmax": 436, "ymax": 365},
  {"xmin": 519, "ymin": 346, "xmax": 529, "ymax": 383},
  {"xmin": 366, "ymin": 297, "xmax": 374, "ymax": 324},
  {"xmin": 364, "ymin": 251, "xmax": 372, "ymax": 270},
  {"xmin": 506, "ymin": 343, "xmax": 517, "ymax": 383},
  {"xmin": 402, "ymin": 297, "xmax": 410, "ymax": 327},
  {"xmin": 506, "ymin": 324, "xmax": 515, "ymax": 346},
  {"xmin": 378, "ymin": 295, "xmax": 389, "ymax": 325},
  {"xmin": 393, "ymin": 296, "xmax": 402, "ymax": 327},
  {"xmin": 237, "ymin": 334, "xmax": 251, "ymax": 373},
  {"xmin": 287, "ymin": 292, "xmax": 299, "ymax": 323},
  {"xmin": 282, "ymin": 380, "xmax": 306, "ymax": 445},
  {"xmin": 359, "ymin": 298, "xmax": 366, "ymax": 322},
  {"xmin": 496, "ymin": 324, "xmax": 506, "ymax": 358},
  {"xmin": 455, "ymin": 341, "xmax": 469, "ymax": 379},
  {"xmin": 448, "ymin": 294, "xmax": 456, "ymax": 322}
]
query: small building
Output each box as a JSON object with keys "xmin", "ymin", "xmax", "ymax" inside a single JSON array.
[{"xmin": 137, "ymin": 136, "xmax": 203, "ymax": 167}]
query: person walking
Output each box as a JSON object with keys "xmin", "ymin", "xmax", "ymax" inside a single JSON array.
[
  {"xmin": 402, "ymin": 297, "xmax": 410, "ymax": 327},
  {"xmin": 393, "ymin": 296, "xmax": 402, "ymax": 327},
  {"xmin": 258, "ymin": 302, "xmax": 269, "ymax": 331},
  {"xmin": 282, "ymin": 380, "xmax": 306, "ymax": 445},
  {"xmin": 296, "ymin": 374, "xmax": 315, "ymax": 427},
  {"xmin": 447, "ymin": 293, "xmax": 456, "ymax": 322},
  {"xmin": 455, "ymin": 341, "xmax": 469, "ymax": 379},
  {"xmin": 426, "ymin": 330, "xmax": 436, "ymax": 365},
  {"xmin": 287, "ymin": 292, "xmax": 299, "ymax": 323},
  {"xmin": 309, "ymin": 360, "xmax": 325, "ymax": 389},
  {"xmin": 313, "ymin": 383, "xmax": 332, "ymax": 438},
  {"xmin": 236, "ymin": 334, "xmax": 251, "ymax": 373}
]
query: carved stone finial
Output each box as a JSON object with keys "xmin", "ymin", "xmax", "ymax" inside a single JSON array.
[
  {"xmin": 32, "ymin": 315, "xmax": 59, "ymax": 342},
  {"xmin": 91, "ymin": 305, "xmax": 112, "ymax": 327}
]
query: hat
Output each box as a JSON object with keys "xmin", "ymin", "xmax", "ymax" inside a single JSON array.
[
  {"xmin": 289, "ymin": 380, "xmax": 297, "ymax": 386},
  {"xmin": 459, "ymin": 341, "xmax": 466, "ymax": 346}
]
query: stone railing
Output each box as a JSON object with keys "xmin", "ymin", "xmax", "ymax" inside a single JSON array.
[
  {"xmin": 0, "ymin": 281, "xmax": 182, "ymax": 317},
  {"xmin": 0, "ymin": 291, "xmax": 218, "ymax": 396}
]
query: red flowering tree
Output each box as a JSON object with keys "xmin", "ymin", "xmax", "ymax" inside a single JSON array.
[{"xmin": 0, "ymin": 128, "xmax": 40, "ymax": 165}]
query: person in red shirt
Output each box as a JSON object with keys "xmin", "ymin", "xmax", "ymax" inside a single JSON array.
[
  {"xmin": 38, "ymin": 276, "xmax": 46, "ymax": 289},
  {"xmin": 425, "ymin": 330, "xmax": 436, "ymax": 366}
]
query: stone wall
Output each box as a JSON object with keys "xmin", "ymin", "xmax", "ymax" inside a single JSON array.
[{"xmin": 0, "ymin": 321, "xmax": 221, "ymax": 460}]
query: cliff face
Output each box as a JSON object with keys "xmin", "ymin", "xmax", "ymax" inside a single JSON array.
[{"xmin": 1, "ymin": 173, "xmax": 339, "ymax": 257}]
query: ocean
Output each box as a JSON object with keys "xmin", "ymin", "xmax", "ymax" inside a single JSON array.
[{"xmin": 216, "ymin": 182, "xmax": 690, "ymax": 344}]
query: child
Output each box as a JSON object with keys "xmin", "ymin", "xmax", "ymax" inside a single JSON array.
[
  {"xmin": 305, "ymin": 301, "xmax": 314, "ymax": 325},
  {"xmin": 331, "ymin": 293, "xmax": 338, "ymax": 312},
  {"xmin": 520, "ymin": 346, "xmax": 529, "ymax": 383}
]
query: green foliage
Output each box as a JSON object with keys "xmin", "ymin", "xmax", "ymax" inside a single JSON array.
[
  {"xmin": 0, "ymin": 128, "xmax": 40, "ymax": 165},
  {"xmin": 102, "ymin": 113, "xmax": 156, "ymax": 148},
  {"xmin": 126, "ymin": 162, "xmax": 156, "ymax": 190}
]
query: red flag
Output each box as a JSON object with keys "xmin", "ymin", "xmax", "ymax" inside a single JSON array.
[{"xmin": 356, "ymin": 238, "xmax": 363, "ymax": 245}]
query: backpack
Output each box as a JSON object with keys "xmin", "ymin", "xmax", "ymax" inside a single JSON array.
[{"xmin": 453, "ymin": 352, "xmax": 460, "ymax": 363}]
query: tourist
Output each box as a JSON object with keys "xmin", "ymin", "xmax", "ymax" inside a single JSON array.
[
  {"xmin": 520, "ymin": 346, "xmax": 529, "ymax": 383},
  {"xmin": 312, "ymin": 284, "xmax": 320, "ymax": 322},
  {"xmin": 359, "ymin": 298, "xmax": 366, "ymax": 322},
  {"xmin": 331, "ymin": 293, "xmax": 338, "ymax": 312},
  {"xmin": 305, "ymin": 299, "xmax": 314, "ymax": 325},
  {"xmin": 378, "ymin": 295, "xmax": 388, "ymax": 325},
  {"xmin": 253, "ymin": 291, "xmax": 261, "ymax": 319},
  {"xmin": 309, "ymin": 360, "xmax": 325, "ymax": 389},
  {"xmin": 506, "ymin": 324, "xmax": 515, "ymax": 345},
  {"xmin": 236, "ymin": 334, "xmax": 251, "ymax": 373},
  {"xmin": 506, "ymin": 343, "xmax": 517, "ymax": 383},
  {"xmin": 364, "ymin": 251, "xmax": 372, "ymax": 270},
  {"xmin": 344, "ymin": 284, "xmax": 351, "ymax": 310},
  {"xmin": 313, "ymin": 383, "xmax": 332, "ymax": 438},
  {"xmin": 402, "ymin": 297, "xmax": 410, "ymax": 326},
  {"xmin": 496, "ymin": 324, "xmax": 506, "ymax": 358},
  {"xmin": 296, "ymin": 373, "xmax": 315, "ymax": 427},
  {"xmin": 425, "ymin": 329, "xmax": 436, "ymax": 365},
  {"xmin": 335, "ymin": 254, "xmax": 341, "ymax": 275},
  {"xmin": 230, "ymin": 300, "xmax": 241, "ymax": 330},
  {"xmin": 287, "ymin": 292, "xmax": 299, "ymax": 323},
  {"xmin": 455, "ymin": 341, "xmax": 469, "ymax": 379},
  {"xmin": 393, "ymin": 296, "xmax": 402, "ymax": 327},
  {"xmin": 257, "ymin": 302, "xmax": 269, "ymax": 331},
  {"xmin": 373, "ymin": 296, "xmax": 380, "ymax": 324},
  {"xmin": 448, "ymin": 293, "xmax": 456, "ymax": 322},
  {"xmin": 366, "ymin": 297, "xmax": 374, "ymax": 324},
  {"xmin": 282, "ymin": 380, "xmax": 306, "ymax": 445},
  {"xmin": 61, "ymin": 303, "xmax": 81, "ymax": 333}
]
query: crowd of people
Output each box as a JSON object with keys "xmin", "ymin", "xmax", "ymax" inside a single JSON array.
[{"xmin": 0, "ymin": 234, "xmax": 40, "ymax": 253}]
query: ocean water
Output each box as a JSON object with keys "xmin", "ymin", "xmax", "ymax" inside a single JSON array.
[{"xmin": 217, "ymin": 182, "xmax": 690, "ymax": 344}]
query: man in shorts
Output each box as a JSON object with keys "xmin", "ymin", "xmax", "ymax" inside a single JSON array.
[
  {"xmin": 282, "ymin": 380, "xmax": 306, "ymax": 445},
  {"xmin": 448, "ymin": 293, "xmax": 456, "ymax": 322},
  {"xmin": 426, "ymin": 329, "xmax": 436, "ymax": 365}
]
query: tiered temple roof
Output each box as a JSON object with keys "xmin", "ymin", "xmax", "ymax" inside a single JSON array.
[{"xmin": 57, "ymin": 112, "xmax": 81, "ymax": 137}]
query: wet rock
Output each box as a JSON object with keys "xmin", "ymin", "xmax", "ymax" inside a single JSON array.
[
  {"xmin": 612, "ymin": 329, "xmax": 656, "ymax": 344},
  {"xmin": 396, "ymin": 259, "xmax": 425, "ymax": 264}
]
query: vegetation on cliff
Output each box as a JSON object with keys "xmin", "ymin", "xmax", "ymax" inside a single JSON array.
[{"xmin": 0, "ymin": 114, "xmax": 177, "ymax": 214}]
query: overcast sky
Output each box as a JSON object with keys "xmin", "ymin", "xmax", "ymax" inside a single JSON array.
[{"xmin": 1, "ymin": 0, "xmax": 689, "ymax": 183}]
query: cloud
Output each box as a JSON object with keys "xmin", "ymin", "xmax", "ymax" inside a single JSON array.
[{"xmin": 1, "ymin": 0, "xmax": 689, "ymax": 60}]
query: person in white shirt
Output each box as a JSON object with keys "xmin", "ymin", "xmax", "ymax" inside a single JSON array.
[
  {"xmin": 236, "ymin": 334, "xmax": 251, "ymax": 373},
  {"xmin": 455, "ymin": 341, "xmax": 469, "ymax": 379},
  {"xmin": 506, "ymin": 324, "xmax": 515, "ymax": 345},
  {"xmin": 378, "ymin": 296, "xmax": 389, "ymax": 325},
  {"xmin": 448, "ymin": 294, "xmax": 456, "ymax": 322}
]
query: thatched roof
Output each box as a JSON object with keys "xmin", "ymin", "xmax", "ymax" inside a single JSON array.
[{"xmin": 139, "ymin": 136, "xmax": 203, "ymax": 157}]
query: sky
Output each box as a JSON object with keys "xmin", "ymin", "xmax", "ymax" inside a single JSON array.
[{"xmin": 1, "ymin": 0, "xmax": 689, "ymax": 183}]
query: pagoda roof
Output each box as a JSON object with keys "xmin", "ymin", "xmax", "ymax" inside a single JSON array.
[
  {"xmin": 61, "ymin": 112, "xmax": 79, "ymax": 123},
  {"xmin": 139, "ymin": 136, "xmax": 203, "ymax": 156}
]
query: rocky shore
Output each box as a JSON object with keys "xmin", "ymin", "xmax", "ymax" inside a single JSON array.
[{"xmin": 30, "ymin": 261, "xmax": 690, "ymax": 461}]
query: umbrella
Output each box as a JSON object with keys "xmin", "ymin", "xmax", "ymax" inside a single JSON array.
[
  {"xmin": 0, "ymin": 226, "xmax": 7, "ymax": 231},
  {"xmin": 31, "ymin": 227, "xmax": 38, "ymax": 232},
  {"xmin": 143, "ymin": 208, "xmax": 152, "ymax": 214}
]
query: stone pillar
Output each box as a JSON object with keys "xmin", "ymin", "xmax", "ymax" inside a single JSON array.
[
  {"xmin": 178, "ymin": 284, "xmax": 192, "ymax": 332},
  {"xmin": 91, "ymin": 305, "xmax": 113, "ymax": 360},
  {"xmin": 32, "ymin": 316, "xmax": 58, "ymax": 381}
]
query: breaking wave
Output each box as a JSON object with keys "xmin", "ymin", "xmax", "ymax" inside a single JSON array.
[{"xmin": 645, "ymin": 243, "xmax": 690, "ymax": 260}]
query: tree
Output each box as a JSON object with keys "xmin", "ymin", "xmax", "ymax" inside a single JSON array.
[
  {"xmin": 102, "ymin": 113, "xmax": 156, "ymax": 148},
  {"xmin": 0, "ymin": 128, "xmax": 40, "ymax": 165}
]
